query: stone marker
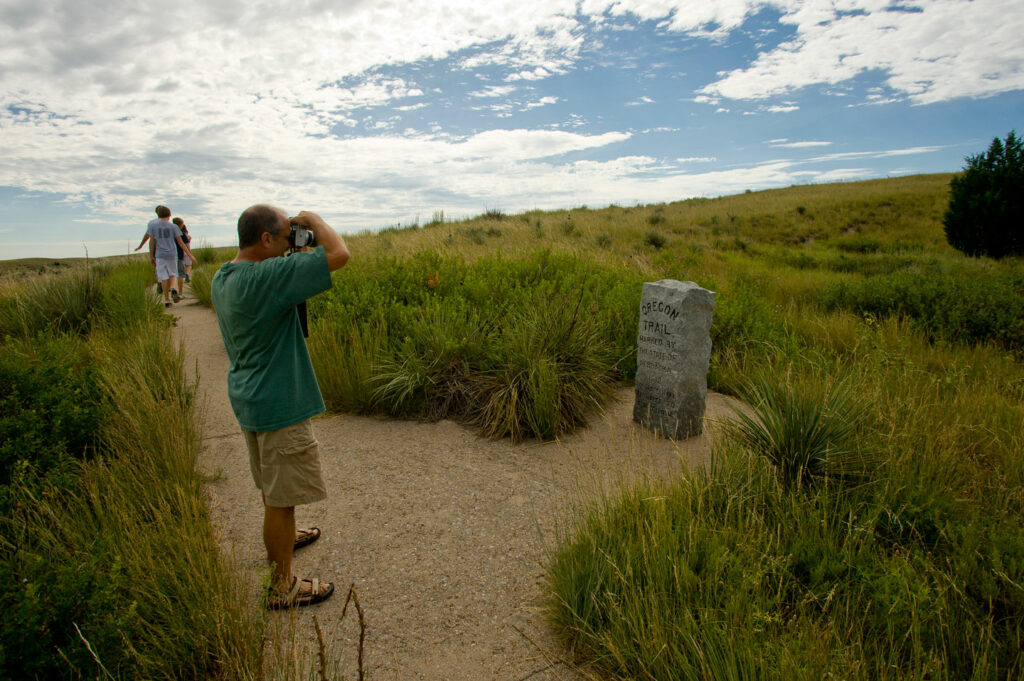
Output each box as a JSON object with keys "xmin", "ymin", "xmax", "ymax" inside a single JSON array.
[{"xmin": 633, "ymin": 280, "xmax": 716, "ymax": 439}]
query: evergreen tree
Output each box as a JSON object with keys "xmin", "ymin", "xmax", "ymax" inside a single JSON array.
[{"xmin": 944, "ymin": 130, "xmax": 1024, "ymax": 258}]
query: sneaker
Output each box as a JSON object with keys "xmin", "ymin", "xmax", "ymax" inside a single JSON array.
[
  {"xmin": 172, "ymin": 292, "xmax": 183, "ymax": 303},
  {"xmin": 164, "ymin": 302, "xmax": 172, "ymax": 308},
  {"xmin": 184, "ymin": 274, "xmax": 191, "ymax": 283}
]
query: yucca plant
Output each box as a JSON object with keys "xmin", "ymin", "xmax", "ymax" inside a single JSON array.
[
  {"xmin": 370, "ymin": 303, "xmax": 487, "ymax": 419},
  {"xmin": 472, "ymin": 290, "xmax": 615, "ymax": 441},
  {"xmin": 726, "ymin": 373, "xmax": 872, "ymax": 490}
]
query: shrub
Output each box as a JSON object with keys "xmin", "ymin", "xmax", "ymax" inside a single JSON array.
[
  {"xmin": 463, "ymin": 226, "xmax": 486, "ymax": 244},
  {"xmin": 944, "ymin": 130, "xmax": 1024, "ymax": 258},
  {"xmin": 644, "ymin": 230, "xmax": 667, "ymax": 249},
  {"xmin": 0, "ymin": 335, "xmax": 103, "ymax": 497},
  {"xmin": 98, "ymin": 261, "xmax": 165, "ymax": 329},
  {"xmin": 192, "ymin": 240, "xmax": 222, "ymax": 265},
  {"xmin": 821, "ymin": 267, "xmax": 1024, "ymax": 354},
  {"xmin": 0, "ymin": 267, "xmax": 103, "ymax": 337},
  {"xmin": 188, "ymin": 263, "xmax": 218, "ymax": 307},
  {"xmin": 549, "ymin": 352, "xmax": 1024, "ymax": 679},
  {"xmin": 725, "ymin": 373, "xmax": 872, "ymax": 490},
  {"xmin": 471, "ymin": 292, "xmax": 616, "ymax": 441},
  {"xmin": 308, "ymin": 250, "xmax": 642, "ymax": 439},
  {"xmin": 0, "ymin": 265, "xmax": 261, "ymax": 680},
  {"xmin": 834, "ymin": 235, "xmax": 882, "ymax": 254},
  {"xmin": 310, "ymin": 318, "xmax": 382, "ymax": 413}
]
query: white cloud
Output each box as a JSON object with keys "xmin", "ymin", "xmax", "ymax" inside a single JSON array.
[
  {"xmin": 470, "ymin": 85, "xmax": 519, "ymax": 98},
  {"xmin": 806, "ymin": 146, "xmax": 942, "ymax": 163},
  {"xmin": 626, "ymin": 95, "xmax": 655, "ymax": 106},
  {"xmin": 523, "ymin": 96, "xmax": 559, "ymax": 109},
  {"xmin": 698, "ymin": 0, "xmax": 1024, "ymax": 104},
  {"xmin": 0, "ymin": 0, "xmax": 1018, "ymax": 259},
  {"xmin": 770, "ymin": 140, "xmax": 832, "ymax": 148}
]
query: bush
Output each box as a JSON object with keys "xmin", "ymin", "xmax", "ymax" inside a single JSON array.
[
  {"xmin": 644, "ymin": 230, "xmax": 667, "ymax": 249},
  {"xmin": 549, "ymin": 354, "xmax": 1024, "ymax": 680},
  {"xmin": 821, "ymin": 267, "xmax": 1024, "ymax": 354},
  {"xmin": 944, "ymin": 130, "xmax": 1024, "ymax": 258},
  {"xmin": 0, "ymin": 264, "xmax": 261, "ymax": 680},
  {"xmin": 308, "ymin": 250, "xmax": 642, "ymax": 439},
  {"xmin": 192, "ymin": 240, "xmax": 222, "ymax": 265},
  {"xmin": 0, "ymin": 267, "xmax": 103, "ymax": 337},
  {"xmin": 188, "ymin": 263, "xmax": 219, "ymax": 307},
  {"xmin": 725, "ymin": 373, "xmax": 873, "ymax": 490},
  {"xmin": 471, "ymin": 292, "xmax": 616, "ymax": 440},
  {"xmin": 0, "ymin": 336, "xmax": 103, "ymax": 493}
]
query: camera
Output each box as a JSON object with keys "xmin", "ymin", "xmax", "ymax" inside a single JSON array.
[{"xmin": 289, "ymin": 226, "xmax": 317, "ymax": 250}]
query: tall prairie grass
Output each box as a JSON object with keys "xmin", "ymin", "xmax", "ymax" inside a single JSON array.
[
  {"xmin": 541, "ymin": 174, "xmax": 1024, "ymax": 678},
  {"xmin": 549, "ymin": 337, "xmax": 1024, "ymax": 678},
  {"xmin": 0, "ymin": 264, "xmax": 263, "ymax": 679},
  {"xmin": 305, "ymin": 249, "xmax": 641, "ymax": 440}
]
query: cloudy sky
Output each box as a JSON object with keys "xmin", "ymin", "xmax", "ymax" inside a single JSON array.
[{"xmin": 1, "ymin": 0, "xmax": 1022, "ymax": 260}]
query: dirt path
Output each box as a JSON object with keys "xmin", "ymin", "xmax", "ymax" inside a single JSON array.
[{"xmin": 170, "ymin": 294, "xmax": 738, "ymax": 680}]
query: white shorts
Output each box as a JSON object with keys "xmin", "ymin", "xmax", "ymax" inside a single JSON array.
[{"xmin": 155, "ymin": 257, "xmax": 177, "ymax": 281}]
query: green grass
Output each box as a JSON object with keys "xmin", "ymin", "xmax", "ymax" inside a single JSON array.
[
  {"xmin": 725, "ymin": 372, "xmax": 873, "ymax": 490},
  {"xmin": 0, "ymin": 264, "xmax": 263, "ymax": 680},
  {"xmin": 535, "ymin": 174, "xmax": 1024, "ymax": 679},
  {"xmin": 7, "ymin": 172, "xmax": 1015, "ymax": 678},
  {"xmin": 306, "ymin": 249, "xmax": 642, "ymax": 440}
]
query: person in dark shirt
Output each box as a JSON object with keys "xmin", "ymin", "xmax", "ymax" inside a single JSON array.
[{"xmin": 172, "ymin": 217, "xmax": 196, "ymax": 288}]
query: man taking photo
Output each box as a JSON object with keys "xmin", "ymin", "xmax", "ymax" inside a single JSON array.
[{"xmin": 211, "ymin": 204, "xmax": 350, "ymax": 609}]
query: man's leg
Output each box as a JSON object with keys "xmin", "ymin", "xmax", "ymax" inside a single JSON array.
[
  {"xmin": 160, "ymin": 278, "xmax": 172, "ymax": 303},
  {"xmin": 264, "ymin": 503, "xmax": 296, "ymax": 590}
]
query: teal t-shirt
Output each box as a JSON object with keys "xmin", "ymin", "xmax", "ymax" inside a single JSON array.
[{"xmin": 211, "ymin": 247, "xmax": 333, "ymax": 432}]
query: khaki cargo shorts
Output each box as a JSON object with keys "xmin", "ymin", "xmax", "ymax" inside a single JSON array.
[{"xmin": 243, "ymin": 419, "xmax": 327, "ymax": 508}]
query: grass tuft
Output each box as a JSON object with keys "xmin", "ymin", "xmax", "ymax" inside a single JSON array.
[{"xmin": 725, "ymin": 372, "xmax": 872, "ymax": 490}]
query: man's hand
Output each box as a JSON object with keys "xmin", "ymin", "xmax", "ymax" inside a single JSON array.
[{"xmin": 289, "ymin": 211, "xmax": 350, "ymax": 272}]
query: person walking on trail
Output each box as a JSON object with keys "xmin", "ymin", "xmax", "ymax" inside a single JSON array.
[
  {"xmin": 210, "ymin": 204, "xmax": 350, "ymax": 609},
  {"xmin": 179, "ymin": 218, "xmax": 195, "ymax": 282},
  {"xmin": 172, "ymin": 217, "xmax": 196, "ymax": 289},
  {"xmin": 136, "ymin": 205, "xmax": 195, "ymax": 307}
]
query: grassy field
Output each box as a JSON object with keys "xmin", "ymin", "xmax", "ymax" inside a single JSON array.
[
  {"xmin": 4, "ymin": 172, "xmax": 1023, "ymax": 678},
  {"xmin": 0, "ymin": 261, "xmax": 263, "ymax": 679}
]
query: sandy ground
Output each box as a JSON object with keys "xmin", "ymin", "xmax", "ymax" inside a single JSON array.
[{"xmin": 170, "ymin": 292, "xmax": 740, "ymax": 680}]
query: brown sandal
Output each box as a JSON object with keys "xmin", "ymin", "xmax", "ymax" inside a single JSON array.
[
  {"xmin": 267, "ymin": 576, "xmax": 335, "ymax": 610},
  {"xmin": 294, "ymin": 527, "xmax": 321, "ymax": 550}
]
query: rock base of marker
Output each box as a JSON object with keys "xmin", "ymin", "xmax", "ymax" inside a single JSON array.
[{"xmin": 632, "ymin": 280, "xmax": 716, "ymax": 439}]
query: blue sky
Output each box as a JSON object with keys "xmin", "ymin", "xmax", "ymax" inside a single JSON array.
[{"xmin": 1, "ymin": 0, "xmax": 1022, "ymax": 260}]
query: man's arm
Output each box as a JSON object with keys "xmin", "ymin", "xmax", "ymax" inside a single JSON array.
[
  {"xmin": 134, "ymin": 233, "xmax": 151, "ymax": 251},
  {"xmin": 148, "ymin": 239, "xmax": 156, "ymax": 264},
  {"xmin": 289, "ymin": 211, "xmax": 350, "ymax": 272}
]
